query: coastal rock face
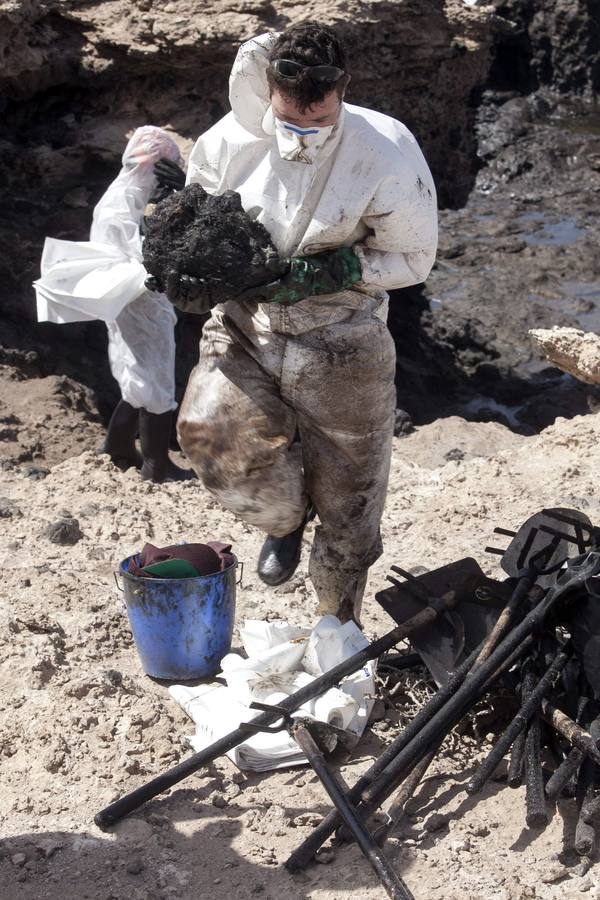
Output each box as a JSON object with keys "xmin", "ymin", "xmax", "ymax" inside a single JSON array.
[
  {"xmin": 488, "ymin": 0, "xmax": 600, "ymax": 95},
  {"xmin": 529, "ymin": 327, "xmax": 600, "ymax": 385},
  {"xmin": 0, "ymin": 1, "xmax": 80, "ymax": 105},
  {"xmin": 0, "ymin": 0, "xmax": 494, "ymax": 326},
  {"xmin": 2, "ymin": 0, "xmax": 494, "ymax": 202}
]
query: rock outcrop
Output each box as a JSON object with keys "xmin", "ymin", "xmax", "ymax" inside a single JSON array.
[
  {"xmin": 529, "ymin": 327, "xmax": 600, "ymax": 385},
  {"xmin": 487, "ymin": 0, "xmax": 600, "ymax": 95}
]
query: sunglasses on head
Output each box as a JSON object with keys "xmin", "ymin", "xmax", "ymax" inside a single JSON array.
[{"xmin": 270, "ymin": 58, "xmax": 345, "ymax": 84}]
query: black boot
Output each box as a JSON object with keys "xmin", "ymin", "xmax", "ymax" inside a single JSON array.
[
  {"xmin": 257, "ymin": 505, "xmax": 315, "ymax": 586},
  {"xmin": 138, "ymin": 409, "xmax": 196, "ymax": 483},
  {"xmin": 100, "ymin": 399, "xmax": 142, "ymax": 470}
]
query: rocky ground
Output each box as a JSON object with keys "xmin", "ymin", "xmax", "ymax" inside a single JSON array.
[{"xmin": 1, "ymin": 384, "xmax": 600, "ymax": 900}]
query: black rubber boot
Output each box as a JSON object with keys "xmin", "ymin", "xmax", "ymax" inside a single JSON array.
[
  {"xmin": 100, "ymin": 399, "xmax": 142, "ymax": 470},
  {"xmin": 138, "ymin": 409, "xmax": 196, "ymax": 484},
  {"xmin": 257, "ymin": 505, "xmax": 315, "ymax": 586}
]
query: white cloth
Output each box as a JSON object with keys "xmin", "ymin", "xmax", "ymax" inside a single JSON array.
[
  {"xmin": 34, "ymin": 126, "xmax": 180, "ymax": 324},
  {"xmin": 35, "ymin": 126, "xmax": 181, "ymax": 413},
  {"xmin": 169, "ymin": 615, "xmax": 377, "ymax": 772},
  {"xmin": 186, "ymin": 32, "xmax": 438, "ymax": 311},
  {"xmin": 34, "ymin": 238, "xmax": 148, "ymax": 325}
]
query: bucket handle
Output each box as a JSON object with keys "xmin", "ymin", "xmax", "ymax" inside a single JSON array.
[
  {"xmin": 114, "ymin": 572, "xmax": 143, "ymax": 597},
  {"xmin": 237, "ymin": 561, "xmax": 244, "ymax": 586}
]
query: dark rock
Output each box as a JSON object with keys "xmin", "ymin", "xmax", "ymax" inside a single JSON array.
[
  {"xmin": 393, "ymin": 408, "xmax": 414, "ymax": 436},
  {"xmin": 142, "ymin": 184, "xmax": 286, "ymax": 306},
  {"xmin": 0, "ymin": 497, "xmax": 22, "ymax": 518},
  {"xmin": 25, "ymin": 466, "xmax": 50, "ymax": 480},
  {"xmin": 125, "ymin": 858, "xmax": 145, "ymax": 875},
  {"xmin": 41, "ymin": 516, "xmax": 83, "ymax": 545},
  {"xmin": 424, "ymin": 812, "xmax": 449, "ymax": 832}
]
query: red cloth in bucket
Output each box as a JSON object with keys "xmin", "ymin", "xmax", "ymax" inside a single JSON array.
[{"xmin": 128, "ymin": 542, "xmax": 235, "ymax": 578}]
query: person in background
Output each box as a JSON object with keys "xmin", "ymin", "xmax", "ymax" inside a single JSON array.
[
  {"xmin": 35, "ymin": 125, "xmax": 194, "ymax": 483},
  {"xmin": 99, "ymin": 127, "xmax": 195, "ymax": 483}
]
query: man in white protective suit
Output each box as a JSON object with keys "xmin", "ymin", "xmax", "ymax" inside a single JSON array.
[
  {"xmin": 170, "ymin": 23, "xmax": 438, "ymax": 621},
  {"xmin": 35, "ymin": 126, "xmax": 194, "ymax": 483},
  {"xmin": 99, "ymin": 128, "xmax": 195, "ymax": 482}
]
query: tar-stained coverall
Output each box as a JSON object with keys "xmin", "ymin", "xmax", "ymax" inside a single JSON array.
[{"xmin": 178, "ymin": 33, "xmax": 438, "ymax": 620}]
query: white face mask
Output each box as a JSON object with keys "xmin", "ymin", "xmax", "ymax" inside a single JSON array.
[{"xmin": 274, "ymin": 117, "xmax": 335, "ymax": 164}]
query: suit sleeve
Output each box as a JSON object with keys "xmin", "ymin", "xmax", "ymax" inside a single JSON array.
[{"xmin": 353, "ymin": 169, "xmax": 438, "ymax": 290}]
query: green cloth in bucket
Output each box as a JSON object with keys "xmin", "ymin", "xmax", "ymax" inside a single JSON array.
[{"xmin": 142, "ymin": 559, "xmax": 201, "ymax": 579}]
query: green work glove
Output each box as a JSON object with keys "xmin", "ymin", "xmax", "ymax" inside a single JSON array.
[{"xmin": 240, "ymin": 247, "xmax": 362, "ymax": 306}]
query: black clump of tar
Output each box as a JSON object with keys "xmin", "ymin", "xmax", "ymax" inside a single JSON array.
[{"xmin": 142, "ymin": 184, "xmax": 284, "ymax": 302}]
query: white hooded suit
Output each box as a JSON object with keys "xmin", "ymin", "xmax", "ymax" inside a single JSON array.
[{"xmin": 178, "ymin": 34, "xmax": 438, "ymax": 619}]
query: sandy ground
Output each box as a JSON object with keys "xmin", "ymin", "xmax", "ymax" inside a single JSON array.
[{"xmin": 1, "ymin": 384, "xmax": 600, "ymax": 899}]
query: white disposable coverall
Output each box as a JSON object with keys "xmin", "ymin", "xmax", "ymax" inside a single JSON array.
[
  {"xmin": 178, "ymin": 34, "xmax": 438, "ymax": 619},
  {"xmin": 35, "ymin": 126, "xmax": 181, "ymax": 414}
]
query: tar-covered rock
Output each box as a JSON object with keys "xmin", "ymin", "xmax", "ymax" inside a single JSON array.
[{"xmin": 142, "ymin": 184, "xmax": 286, "ymax": 303}]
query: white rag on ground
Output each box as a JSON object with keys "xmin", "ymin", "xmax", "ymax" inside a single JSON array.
[{"xmin": 169, "ymin": 616, "xmax": 376, "ymax": 772}]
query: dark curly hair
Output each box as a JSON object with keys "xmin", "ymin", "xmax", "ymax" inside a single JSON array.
[{"xmin": 267, "ymin": 22, "xmax": 348, "ymax": 112}]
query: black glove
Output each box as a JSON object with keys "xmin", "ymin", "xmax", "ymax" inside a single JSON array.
[
  {"xmin": 164, "ymin": 271, "xmax": 216, "ymax": 314},
  {"xmin": 154, "ymin": 158, "xmax": 186, "ymax": 191}
]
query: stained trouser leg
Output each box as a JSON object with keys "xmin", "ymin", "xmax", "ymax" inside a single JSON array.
[
  {"xmin": 178, "ymin": 313, "xmax": 307, "ymax": 535},
  {"xmin": 289, "ymin": 314, "xmax": 397, "ymax": 622}
]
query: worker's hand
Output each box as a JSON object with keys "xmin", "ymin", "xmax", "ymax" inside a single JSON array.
[
  {"xmin": 146, "ymin": 270, "xmax": 216, "ymax": 315},
  {"xmin": 154, "ymin": 158, "xmax": 186, "ymax": 191},
  {"xmin": 238, "ymin": 247, "xmax": 362, "ymax": 306},
  {"xmin": 166, "ymin": 270, "xmax": 216, "ymax": 314},
  {"xmin": 144, "ymin": 274, "xmax": 163, "ymax": 292}
]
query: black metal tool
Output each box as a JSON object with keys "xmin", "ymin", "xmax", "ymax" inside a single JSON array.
[
  {"xmin": 545, "ymin": 746, "xmax": 583, "ymax": 800},
  {"xmin": 374, "ymin": 745, "xmax": 439, "ymax": 847},
  {"xmin": 289, "ymin": 718, "xmax": 415, "ymax": 900},
  {"xmin": 95, "ymin": 593, "xmax": 457, "ymax": 829},
  {"xmin": 472, "ymin": 509, "xmax": 594, "ymax": 678},
  {"xmin": 545, "ymin": 694, "xmax": 590, "ymax": 800},
  {"xmin": 286, "ymin": 640, "xmax": 484, "ymax": 871},
  {"xmin": 521, "ymin": 661, "xmax": 547, "ymax": 829},
  {"xmin": 507, "ymin": 725, "xmax": 527, "ymax": 789},
  {"xmin": 467, "ymin": 645, "xmax": 571, "ymax": 795},
  {"xmin": 213, "ymin": 700, "xmax": 417, "ymax": 900},
  {"xmin": 541, "ymin": 700, "xmax": 600, "ymax": 767},
  {"xmin": 470, "ymin": 531, "xmax": 562, "ymax": 673},
  {"xmin": 360, "ymin": 556, "xmax": 600, "ymax": 813},
  {"xmin": 377, "ymin": 557, "xmax": 506, "ymax": 686},
  {"xmin": 485, "ymin": 508, "xmax": 595, "ymax": 589}
]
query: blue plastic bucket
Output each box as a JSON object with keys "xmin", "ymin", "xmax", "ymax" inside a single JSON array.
[{"xmin": 118, "ymin": 553, "xmax": 237, "ymax": 679}]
